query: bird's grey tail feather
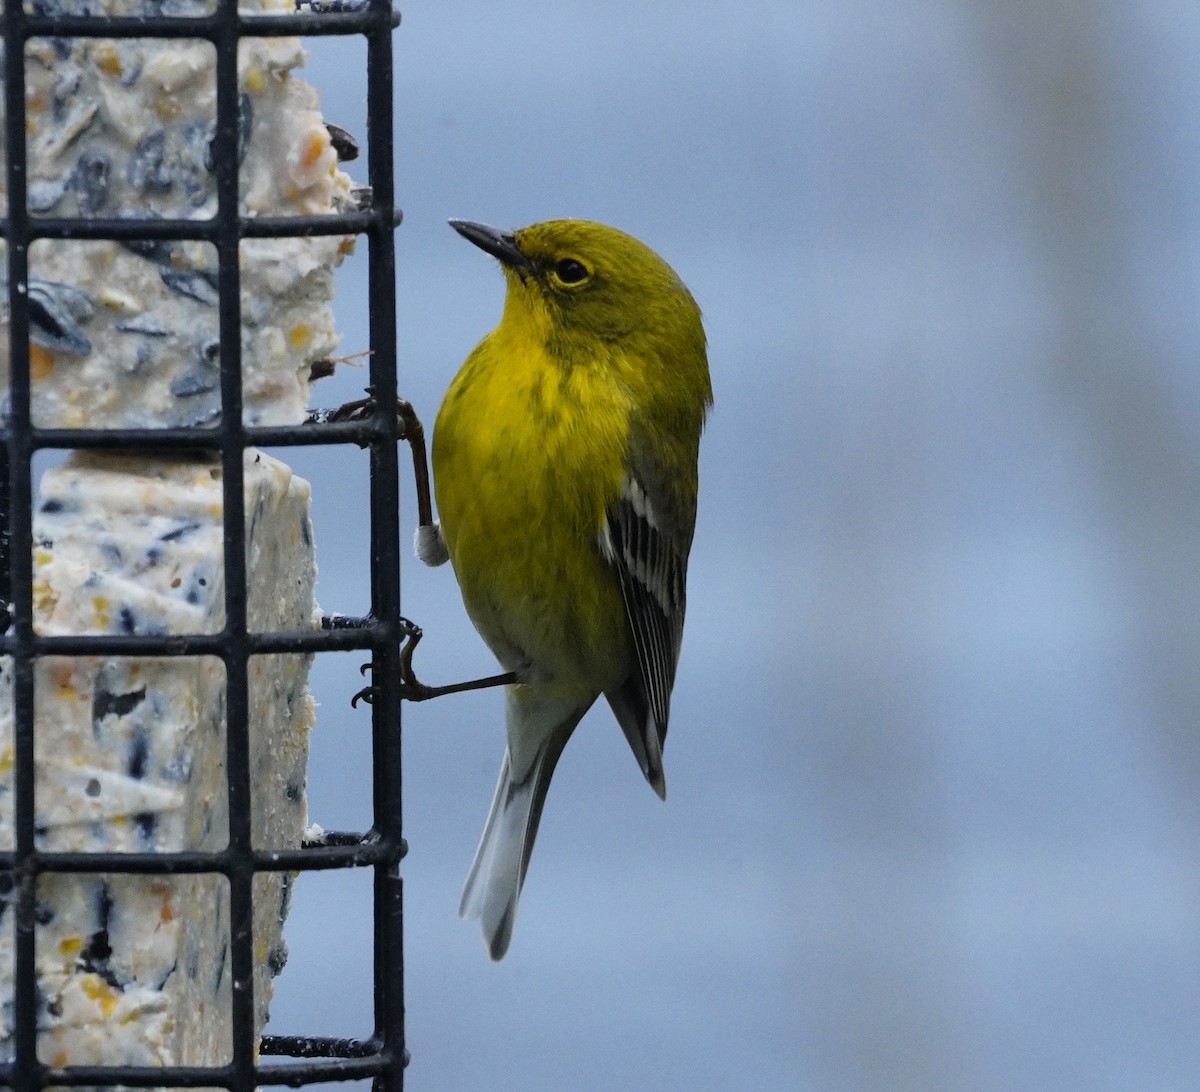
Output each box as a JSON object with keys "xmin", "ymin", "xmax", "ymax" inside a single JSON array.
[{"xmin": 459, "ymin": 693, "xmax": 589, "ymax": 960}]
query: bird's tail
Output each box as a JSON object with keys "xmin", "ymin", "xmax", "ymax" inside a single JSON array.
[{"xmin": 459, "ymin": 689, "xmax": 592, "ymax": 960}]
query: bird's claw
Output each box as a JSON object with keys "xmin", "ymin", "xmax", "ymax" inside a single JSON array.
[
  {"xmin": 326, "ymin": 386, "xmax": 378, "ymax": 423},
  {"xmin": 349, "ymin": 618, "xmax": 437, "ymax": 707},
  {"xmin": 349, "ymin": 683, "xmax": 376, "ymax": 708},
  {"xmin": 396, "ymin": 617, "xmax": 438, "ymax": 701},
  {"xmin": 324, "ymin": 387, "xmax": 422, "ymax": 445},
  {"xmin": 350, "ymin": 658, "xmax": 378, "ymax": 707}
]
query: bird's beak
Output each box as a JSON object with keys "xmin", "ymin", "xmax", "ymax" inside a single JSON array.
[{"xmin": 449, "ymin": 219, "xmax": 530, "ymax": 270}]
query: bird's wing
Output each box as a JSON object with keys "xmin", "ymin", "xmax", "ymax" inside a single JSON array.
[{"xmin": 600, "ymin": 451, "xmax": 696, "ymax": 799}]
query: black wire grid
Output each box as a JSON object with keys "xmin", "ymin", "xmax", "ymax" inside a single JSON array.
[{"xmin": 1, "ymin": 0, "xmax": 406, "ymax": 1087}]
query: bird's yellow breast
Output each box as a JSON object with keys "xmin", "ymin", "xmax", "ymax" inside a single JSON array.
[{"xmin": 432, "ymin": 322, "xmax": 632, "ymax": 692}]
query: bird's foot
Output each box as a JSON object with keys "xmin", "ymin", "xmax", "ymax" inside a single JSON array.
[
  {"xmin": 351, "ymin": 616, "xmax": 519, "ymax": 706},
  {"xmin": 351, "ymin": 617, "xmax": 439, "ymax": 706},
  {"xmin": 320, "ymin": 388, "xmax": 424, "ymax": 443}
]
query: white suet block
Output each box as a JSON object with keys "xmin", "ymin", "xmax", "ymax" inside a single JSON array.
[
  {"xmin": 0, "ymin": 449, "xmax": 318, "ymax": 1065},
  {"xmin": 1, "ymin": 0, "xmax": 360, "ymax": 427}
]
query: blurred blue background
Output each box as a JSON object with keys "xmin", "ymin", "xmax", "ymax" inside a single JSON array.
[{"xmin": 264, "ymin": 2, "xmax": 1200, "ymax": 1089}]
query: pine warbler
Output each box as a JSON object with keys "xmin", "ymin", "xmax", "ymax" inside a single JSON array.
[{"xmin": 426, "ymin": 218, "xmax": 712, "ymax": 959}]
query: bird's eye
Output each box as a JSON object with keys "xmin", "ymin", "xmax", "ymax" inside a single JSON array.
[{"xmin": 553, "ymin": 258, "xmax": 590, "ymax": 284}]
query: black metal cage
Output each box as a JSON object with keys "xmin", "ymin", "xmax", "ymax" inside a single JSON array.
[{"xmin": 1, "ymin": 0, "xmax": 406, "ymax": 1087}]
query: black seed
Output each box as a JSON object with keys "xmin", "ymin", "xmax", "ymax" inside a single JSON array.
[
  {"xmin": 127, "ymin": 731, "xmax": 149, "ymax": 779},
  {"xmin": 160, "ymin": 268, "xmax": 220, "ymax": 307},
  {"xmin": 160, "ymin": 519, "xmax": 201, "ymax": 543},
  {"xmin": 119, "ymin": 237, "xmax": 175, "ymax": 265},
  {"xmin": 73, "ymin": 149, "xmax": 112, "ymax": 215},
  {"xmin": 267, "ymin": 944, "xmax": 288, "ymax": 975},
  {"xmin": 27, "ymin": 282, "xmax": 92, "ymax": 356},
  {"xmin": 135, "ymin": 812, "xmax": 157, "ymax": 842},
  {"xmin": 325, "ymin": 122, "xmax": 359, "ymax": 162},
  {"xmin": 197, "ymin": 338, "xmax": 221, "ymax": 367},
  {"xmin": 170, "ymin": 373, "xmax": 218, "ymax": 398},
  {"xmin": 116, "ymin": 316, "xmax": 170, "ymax": 336},
  {"xmin": 78, "ymin": 885, "xmax": 124, "ymax": 989},
  {"xmin": 213, "ymin": 941, "xmax": 227, "ymax": 991},
  {"xmin": 93, "ymin": 686, "xmax": 147, "ymax": 725},
  {"xmin": 128, "ymin": 131, "xmax": 174, "ymax": 193},
  {"xmin": 205, "ymin": 93, "xmax": 253, "ymax": 171}
]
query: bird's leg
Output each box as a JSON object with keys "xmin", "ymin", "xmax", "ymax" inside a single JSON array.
[
  {"xmin": 394, "ymin": 398, "xmax": 435, "ymax": 530},
  {"xmin": 319, "ymin": 389, "xmax": 436, "ymax": 531},
  {"xmin": 352, "ymin": 618, "xmax": 519, "ymax": 706}
]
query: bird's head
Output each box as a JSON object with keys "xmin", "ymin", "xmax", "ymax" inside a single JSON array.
[{"xmin": 449, "ymin": 218, "xmax": 706, "ymax": 367}]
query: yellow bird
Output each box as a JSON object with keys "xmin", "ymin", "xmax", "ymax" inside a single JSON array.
[{"xmin": 424, "ymin": 218, "xmax": 712, "ymax": 959}]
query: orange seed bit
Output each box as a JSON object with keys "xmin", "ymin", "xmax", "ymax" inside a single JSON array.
[
  {"xmin": 29, "ymin": 343, "xmax": 55, "ymax": 380},
  {"xmin": 298, "ymin": 128, "xmax": 329, "ymax": 172}
]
